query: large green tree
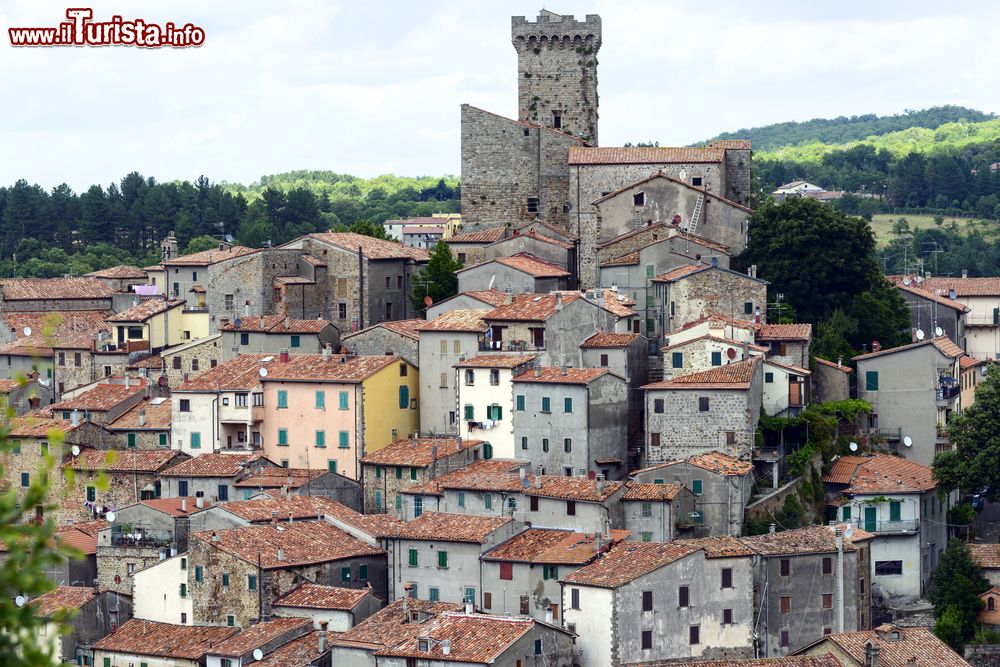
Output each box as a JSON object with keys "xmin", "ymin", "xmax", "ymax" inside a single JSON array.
[
  {"xmin": 934, "ymin": 365, "xmax": 1000, "ymax": 500},
  {"xmin": 410, "ymin": 241, "xmax": 461, "ymax": 316},
  {"xmin": 928, "ymin": 539, "xmax": 991, "ymax": 650}
]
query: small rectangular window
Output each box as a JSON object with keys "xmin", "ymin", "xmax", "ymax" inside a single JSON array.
[
  {"xmin": 823, "ymin": 557, "xmax": 833, "ymax": 575},
  {"xmin": 541, "ymin": 396, "xmax": 551, "ymax": 413},
  {"xmin": 600, "ymin": 353, "xmax": 609, "ymax": 367},
  {"xmin": 678, "ymin": 585, "xmax": 689, "ymax": 607},
  {"xmin": 875, "ymin": 560, "xmax": 903, "ymax": 576},
  {"xmin": 692, "ymin": 479, "xmax": 702, "ymax": 495},
  {"xmin": 634, "ymin": 192, "xmax": 645, "ymax": 207},
  {"xmin": 339, "ymin": 391, "xmax": 349, "ymax": 409},
  {"xmin": 865, "ymin": 370, "xmax": 879, "ymax": 391},
  {"xmin": 438, "ymin": 550, "xmax": 448, "ymax": 568},
  {"xmin": 247, "ymin": 574, "xmax": 257, "ymax": 591},
  {"xmin": 315, "ymin": 391, "xmax": 325, "ymax": 409},
  {"xmin": 315, "ymin": 430, "xmax": 326, "ymax": 448},
  {"xmin": 527, "ymin": 197, "xmax": 539, "ymax": 213},
  {"xmin": 408, "ymin": 549, "xmax": 418, "ymax": 567},
  {"xmin": 744, "ymin": 301, "xmax": 753, "ymax": 315},
  {"xmin": 571, "ymin": 588, "xmax": 580, "ymax": 609},
  {"xmin": 642, "ymin": 590, "xmax": 653, "ymax": 612},
  {"xmin": 564, "ymin": 397, "xmax": 573, "ymax": 413},
  {"xmin": 780, "ymin": 630, "xmax": 790, "ymax": 647},
  {"xmin": 822, "ymin": 593, "xmax": 833, "ymax": 609},
  {"xmin": 653, "ymin": 398, "xmax": 664, "ymax": 413},
  {"xmin": 721, "ymin": 567, "xmax": 733, "ymax": 588},
  {"xmin": 566, "ymin": 500, "xmax": 576, "ymax": 516},
  {"xmin": 642, "ymin": 630, "xmax": 653, "ymax": 650},
  {"xmin": 339, "ymin": 431, "xmax": 349, "ymax": 448},
  {"xmin": 689, "ymin": 625, "xmax": 700, "ymax": 645},
  {"xmin": 765, "ymin": 372, "xmax": 774, "ymax": 383},
  {"xmin": 723, "ymin": 608, "xmax": 733, "ymax": 624},
  {"xmin": 711, "ymin": 351, "xmax": 722, "ymax": 366},
  {"xmin": 780, "ymin": 596, "xmax": 791, "ymax": 613},
  {"xmin": 277, "ymin": 429, "xmax": 288, "ymax": 446},
  {"xmin": 277, "ymin": 390, "xmax": 288, "ymax": 409},
  {"xmin": 780, "ymin": 559, "xmax": 790, "ymax": 577},
  {"xmin": 698, "ymin": 396, "xmax": 709, "ymax": 411},
  {"xmin": 500, "ymin": 562, "xmax": 513, "ymax": 580}
]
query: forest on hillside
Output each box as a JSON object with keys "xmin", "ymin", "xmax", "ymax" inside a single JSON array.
[{"xmin": 0, "ymin": 172, "xmax": 459, "ymax": 278}]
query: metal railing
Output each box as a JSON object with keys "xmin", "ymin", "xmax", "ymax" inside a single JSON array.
[
  {"xmin": 870, "ymin": 427, "xmax": 902, "ymax": 441},
  {"xmin": 854, "ymin": 518, "xmax": 919, "ymax": 533}
]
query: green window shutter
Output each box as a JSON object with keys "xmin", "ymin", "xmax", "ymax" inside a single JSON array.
[
  {"xmin": 516, "ymin": 395, "xmax": 525, "ymax": 411},
  {"xmin": 278, "ymin": 429, "xmax": 288, "ymax": 446},
  {"xmin": 410, "ymin": 468, "xmax": 417, "ymax": 480},
  {"xmin": 398, "ymin": 385, "xmax": 409, "ymax": 409},
  {"xmin": 376, "ymin": 466, "xmax": 382, "ymax": 479},
  {"xmin": 564, "ymin": 397, "xmax": 573, "ymax": 413},
  {"xmin": 889, "ymin": 500, "xmax": 901, "ymax": 522},
  {"xmin": 430, "ymin": 587, "xmax": 439, "ymax": 602},
  {"xmin": 277, "ymin": 390, "xmax": 288, "ymax": 408},
  {"xmin": 328, "ymin": 460, "xmax": 337, "ymax": 473},
  {"xmin": 341, "ymin": 566, "xmax": 351, "ymax": 583},
  {"xmin": 842, "ymin": 506, "xmax": 850, "ymax": 521},
  {"xmin": 104, "ymin": 658, "xmax": 111, "ymax": 667},
  {"xmin": 646, "ymin": 264, "xmax": 654, "ymax": 279},
  {"xmin": 396, "ymin": 495, "xmax": 402, "ymax": 511},
  {"xmin": 458, "ymin": 492, "xmax": 465, "ymax": 507},
  {"xmin": 464, "ymin": 404, "xmax": 474, "ymax": 420},
  {"xmin": 291, "ymin": 335, "xmax": 301, "ymax": 348},
  {"xmin": 158, "ymin": 433, "xmax": 167, "ymax": 447},
  {"xmin": 765, "ymin": 372, "xmax": 774, "ymax": 383},
  {"xmin": 865, "ymin": 371, "xmax": 879, "ymax": 391},
  {"xmin": 87, "ymin": 486, "xmax": 96, "ymax": 502},
  {"xmin": 248, "ymin": 574, "xmax": 257, "ymax": 591},
  {"xmin": 672, "ymin": 352, "xmax": 683, "ymax": 368},
  {"xmin": 227, "ymin": 616, "xmax": 234, "ymax": 627},
  {"xmin": 315, "ymin": 391, "xmax": 325, "ymax": 408},
  {"xmin": 438, "ymin": 550, "xmax": 448, "ymax": 568},
  {"xmin": 711, "ymin": 351, "xmax": 722, "ymax": 366},
  {"xmin": 339, "ymin": 431, "xmax": 349, "ymax": 448},
  {"xmin": 484, "ymin": 493, "xmax": 493, "ymax": 509},
  {"xmin": 127, "ymin": 433, "xmax": 136, "ymax": 448},
  {"xmin": 374, "ymin": 490, "xmax": 382, "ymax": 508},
  {"xmin": 179, "ymin": 583, "xmax": 186, "ymax": 597},
  {"xmin": 541, "ymin": 396, "xmax": 550, "ymax": 413},
  {"xmin": 195, "ymin": 566, "xmax": 203, "ymax": 582},
  {"xmin": 315, "ymin": 430, "xmax": 326, "ymax": 447},
  {"xmin": 994, "ymin": 308, "xmax": 1000, "ymax": 325},
  {"xmin": 339, "ymin": 391, "xmax": 349, "ymax": 409},
  {"xmin": 483, "ymin": 443, "xmax": 493, "ymax": 459},
  {"xmin": 190, "ymin": 432, "xmax": 201, "ymax": 449},
  {"xmin": 222, "ymin": 573, "xmax": 230, "ymax": 587},
  {"xmin": 396, "ymin": 466, "xmax": 403, "ymax": 479},
  {"xmin": 692, "ymin": 479, "xmax": 703, "ymax": 495},
  {"xmin": 646, "ymin": 294, "xmax": 655, "ymax": 308},
  {"xmin": 408, "ymin": 549, "xmax": 418, "ymax": 566}
]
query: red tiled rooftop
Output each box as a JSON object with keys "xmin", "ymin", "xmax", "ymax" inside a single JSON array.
[
  {"xmin": 233, "ymin": 467, "xmax": 328, "ymax": 489},
  {"xmin": 253, "ymin": 631, "xmax": 335, "ymax": 667},
  {"xmin": 403, "ymin": 459, "xmax": 525, "ymax": 496},
  {"xmin": 160, "ymin": 452, "xmax": 264, "ymax": 478},
  {"xmin": 815, "ymin": 357, "xmax": 852, "ymax": 373},
  {"xmin": 162, "ymin": 245, "xmax": 258, "ymax": 266},
  {"xmin": 523, "ymin": 476, "xmax": 623, "ymax": 502},
  {"xmin": 853, "ymin": 336, "xmax": 963, "ymax": 361},
  {"xmin": 445, "ymin": 226, "xmax": 508, "ymax": 244},
  {"xmin": 809, "ymin": 625, "xmax": 970, "ymax": 667},
  {"xmin": 580, "ymin": 332, "xmax": 640, "ymax": 348},
  {"xmin": 644, "ymin": 356, "xmax": 760, "ymax": 390},
  {"xmin": 622, "ymin": 482, "xmax": 683, "ymax": 501},
  {"xmin": 54, "ymin": 526, "xmax": 98, "ymax": 555},
  {"xmin": 687, "ymin": 451, "xmax": 755, "ymax": 475},
  {"xmin": 0, "ymin": 277, "xmax": 113, "ymax": 300},
  {"xmin": 66, "ymin": 449, "xmax": 184, "ymax": 474},
  {"xmin": 174, "ymin": 354, "xmax": 274, "ymax": 392},
  {"xmin": 361, "ymin": 437, "xmax": 483, "ymax": 467},
  {"xmin": 6, "ymin": 415, "xmax": 80, "ymax": 438},
  {"xmin": 453, "ymin": 354, "xmax": 536, "ymax": 369},
  {"xmin": 485, "ymin": 292, "xmax": 581, "ymax": 322},
  {"xmin": 49, "ymin": 380, "xmax": 145, "ymax": 413},
  {"xmin": 107, "ymin": 397, "xmax": 172, "ymax": 430},
  {"xmin": 513, "ymin": 366, "xmax": 610, "ymax": 385},
  {"xmin": 374, "ymin": 613, "xmax": 539, "ymax": 663},
  {"xmin": 888, "ymin": 277, "xmax": 970, "ymax": 313},
  {"xmin": 307, "ymin": 232, "xmax": 429, "ymax": 261},
  {"xmin": 217, "ymin": 495, "xmax": 352, "ymax": 522},
  {"xmin": 260, "ymin": 354, "xmax": 401, "ymax": 382},
  {"xmin": 416, "ymin": 310, "xmax": 488, "ymax": 333},
  {"xmin": 93, "ymin": 619, "xmax": 238, "ymax": 659},
  {"xmin": 336, "ymin": 598, "xmax": 461, "ymax": 649},
  {"xmin": 969, "ymin": 544, "xmax": 1000, "ymax": 569},
  {"xmin": 562, "ymin": 541, "xmax": 700, "ymax": 588},
  {"xmin": 484, "ymin": 528, "xmax": 630, "ymax": 565},
  {"xmin": 914, "ymin": 275, "xmax": 1000, "ymax": 298},
  {"xmin": 209, "ymin": 617, "xmax": 312, "ymax": 658},
  {"xmin": 87, "ymin": 265, "xmax": 149, "ymax": 280},
  {"xmin": 391, "ymin": 511, "xmax": 512, "ymax": 543},
  {"xmin": 31, "ymin": 586, "xmax": 96, "ymax": 617},
  {"xmin": 273, "ymin": 583, "xmax": 370, "ymax": 610},
  {"xmin": 741, "ymin": 525, "xmax": 861, "ymax": 556},
  {"xmin": 569, "ymin": 146, "xmax": 724, "ymax": 165},
  {"xmin": 220, "ymin": 315, "xmax": 331, "ymax": 334},
  {"xmin": 757, "ymin": 323, "xmax": 812, "ymax": 341},
  {"xmin": 823, "ymin": 454, "xmax": 936, "ymax": 494},
  {"xmin": 106, "ymin": 298, "xmax": 184, "ymax": 323}
]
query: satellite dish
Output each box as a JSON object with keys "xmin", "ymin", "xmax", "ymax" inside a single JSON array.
[
  {"xmin": 14, "ymin": 596, "xmax": 25, "ymax": 608},
  {"xmin": 259, "ymin": 367, "xmax": 268, "ymax": 377},
  {"xmin": 849, "ymin": 442, "xmax": 858, "ymax": 452},
  {"xmin": 935, "ymin": 327, "xmax": 943, "ymax": 337},
  {"xmin": 521, "ymin": 477, "xmax": 531, "ymax": 489},
  {"xmin": 727, "ymin": 347, "xmax": 736, "ymax": 359},
  {"xmin": 949, "ymin": 289, "xmax": 957, "ymax": 300},
  {"xmin": 902, "ymin": 277, "xmax": 911, "ymax": 286},
  {"xmin": 252, "ymin": 649, "xmax": 264, "ymax": 661},
  {"xmin": 22, "ymin": 326, "xmax": 31, "ymax": 337},
  {"xmin": 71, "ymin": 445, "xmax": 80, "ymax": 456},
  {"xmin": 423, "ymin": 295, "xmax": 433, "ymax": 307},
  {"xmin": 106, "ymin": 511, "xmax": 116, "ymax": 523},
  {"xmin": 903, "ymin": 436, "xmax": 913, "ymax": 448},
  {"xmin": 844, "ymin": 526, "xmax": 854, "ymax": 539},
  {"xmin": 915, "ymin": 329, "xmax": 925, "ymax": 341},
  {"xmin": 871, "ymin": 340, "xmax": 881, "ymax": 352}
]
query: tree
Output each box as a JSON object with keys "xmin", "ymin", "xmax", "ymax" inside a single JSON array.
[
  {"xmin": 934, "ymin": 365, "xmax": 1000, "ymax": 500},
  {"xmin": 410, "ymin": 241, "xmax": 461, "ymax": 316},
  {"xmin": 739, "ymin": 198, "xmax": 881, "ymax": 324},
  {"xmin": 183, "ymin": 235, "xmax": 222, "ymax": 256},
  {"xmin": 928, "ymin": 539, "xmax": 990, "ymax": 650}
]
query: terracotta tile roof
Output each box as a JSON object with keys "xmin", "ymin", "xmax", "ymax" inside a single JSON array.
[
  {"xmin": 741, "ymin": 525, "xmax": 860, "ymax": 556},
  {"xmin": 66, "ymin": 448, "xmax": 183, "ymax": 473},
  {"xmin": 0, "ymin": 311, "xmax": 111, "ymax": 350},
  {"xmin": 648, "ymin": 656, "xmax": 844, "ymax": 667},
  {"xmin": 916, "ymin": 275, "xmax": 1000, "ymax": 298},
  {"xmin": 644, "ymin": 356, "xmax": 761, "ymax": 390},
  {"xmin": 679, "ymin": 536, "xmax": 755, "ymax": 558},
  {"xmin": 107, "ymin": 397, "xmax": 171, "ymax": 430},
  {"xmin": 49, "ymin": 380, "xmax": 145, "ymax": 413},
  {"xmin": 601, "ymin": 251, "xmax": 640, "ymax": 267},
  {"xmin": 969, "ymin": 544, "xmax": 1000, "ymax": 569},
  {"xmin": 136, "ymin": 496, "xmax": 204, "ymax": 517},
  {"xmin": 670, "ymin": 228, "xmax": 734, "ymax": 253},
  {"xmin": 209, "ymin": 617, "xmax": 312, "ymax": 658},
  {"xmin": 568, "ymin": 146, "xmax": 725, "ymax": 165},
  {"xmin": 307, "ymin": 232, "xmax": 429, "ymax": 261},
  {"xmin": 361, "ymin": 437, "xmax": 483, "ymax": 467},
  {"xmin": 687, "ymin": 451, "xmax": 755, "ymax": 475},
  {"xmin": 55, "ymin": 526, "xmax": 98, "ymax": 555},
  {"xmin": 888, "ymin": 277, "xmax": 970, "ymax": 313},
  {"xmin": 485, "ymin": 292, "xmax": 581, "ymax": 322},
  {"xmin": 523, "ymin": 476, "xmax": 623, "ymax": 502},
  {"xmin": 513, "ymin": 366, "xmax": 610, "ymax": 385},
  {"xmin": 301, "ymin": 254, "xmax": 326, "ymax": 267},
  {"xmin": 757, "ymin": 323, "xmax": 812, "ymax": 341},
  {"xmin": 403, "ymin": 459, "xmax": 525, "ymax": 496},
  {"xmin": 233, "ymin": 467, "xmax": 327, "ymax": 489},
  {"xmin": 512, "ymin": 229, "xmax": 574, "ymax": 250},
  {"xmin": 652, "ymin": 263, "xmax": 708, "ymax": 283},
  {"xmin": 319, "ymin": 500, "xmax": 405, "ymax": 538},
  {"xmin": 580, "ymin": 332, "xmax": 640, "ymax": 348},
  {"xmin": 160, "ymin": 452, "xmax": 264, "ymax": 478},
  {"xmin": 622, "ymin": 482, "xmax": 683, "ymax": 501},
  {"xmin": 374, "ymin": 613, "xmax": 538, "ymax": 662},
  {"xmin": 660, "ymin": 333, "xmax": 768, "ymax": 354},
  {"xmin": 87, "ymin": 265, "xmax": 149, "ymax": 280},
  {"xmin": 402, "ymin": 225, "xmax": 444, "ymax": 235},
  {"xmin": 174, "ymin": 354, "xmax": 273, "ymax": 392},
  {"xmin": 483, "ymin": 528, "xmax": 630, "ymax": 564},
  {"xmin": 218, "ymin": 495, "xmax": 351, "ymax": 522},
  {"xmin": 416, "ymin": 310, "xmax": 488, "ymax": 333},
  {"xmin": 61, "ymin": 518, "xmax": 107, "ymax": 537},
  {"xmin": 162, "ymin": 245, "xmax": 258, "ymax": 266},
  {"xmin": 273, "ymin": 583, "xmax": 370, "ymax": 610},
  {"xmin": 596, "ymin": 221, "xmax": 730, "ymax": 256},
  {"xmin": 518, "ymin": 219, "xmax": 580, "ymax": 241},
  {"xmin": 453, "ymin": 354, "xmax": 536, "ymax": 369},
  {"xmin": 391, "ymin": 511, "xmax": 512, "ymax": 543},
  {"xmin": 93, "ymin": 619, "xmax": 239, "ymax": 659},
  {"xmin": 477, "ymin": 253, "xmax": 570, "ymax": 278},
  {"xmin": 591, "ymin": 292, "xmax": 637, "ymax": 319},
  {"xmin": 6, "ymin": 415, "xmax": 80, "ymax": 438},
  {"xmin": 260, "ymin": 354, "xmax": 401, "ymax": 383},
  {"xmin": 960, "ymin": 355, "xmax": 984, "ymax": 370},
  {"xmin": 126, "ymin": 354, "xmax": 164, "ymax": 370},
  {"xmin": 106, "ymin": 298, "xmax": 183, "ymax": 323},
  {"xmin": 679, "ymin": 313, "xmax": 760, "ymax": 333},
  {"xmin": 445, "ymin": 226, "xmax": 508, "ymax": 244},
  {"xmin": 0, "ymin": 277, "xmax": 114, "ymax": 301},
  {"xmin": 853, "ymin": 336, "xmax": 963, "ymax": 361},
  {"xmin": 562, "ymin": 540, "xmax": 700, "ymax": 587},
  {"xmin": 336, "ymin": 598, "xmax": 462, "ymax": 649},
  {"xmin": 815, "ymin": 357, "xmax": 852, "ymax": 373},
  {"xmin": 766, "ymin": 359, "xmax": 812, "ymax": 376},
  {"xmin": 710, "ymin": 139, "xmax": 753, "ymax": 150},
  {"xmin": 0, "ymin": 378, "xmax": 26, "ymax": 393},
  {"xmin": 253, "ymin": 631, "xmax": 334, "ymax": 667},
  {"xmin": 220, "ymin": 315, "xmax": 331, "ymax": 334},
  {"xmin": 193, "ymin": 520, "xmax": 383, "ymax": 569},
  {"xmin": 379, "ymin": 319, "xmax": 428, "ymax": 340},
  {"xmin": 810, "ymin": 625, "xmax": 971, "ymax": 667},
  {"xmin": 31, "ymin": 586, "xmax": 96, "ymax": 617},
  {"xmin": 822, "ymin": 454, "xmax": 936, "ymax": 494}
]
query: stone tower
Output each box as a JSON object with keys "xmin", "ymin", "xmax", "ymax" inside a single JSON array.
[{"xmin": 512, "ymin": 10, "xmax": 602, "ymax": 144}]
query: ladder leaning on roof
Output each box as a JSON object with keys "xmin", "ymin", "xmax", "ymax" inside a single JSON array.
[{"xmin": 686, "ymin": 193, "xmax": 705, "ymax": 235}]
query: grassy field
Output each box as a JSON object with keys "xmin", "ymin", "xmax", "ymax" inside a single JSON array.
[{"xmin": 869, "ymin": 214, "xmax": 996, "ymax": 247}]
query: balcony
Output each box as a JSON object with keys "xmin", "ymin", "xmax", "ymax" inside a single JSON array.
[
  {"xmin": 110, "ymin": 528, "xmax": 173, "ymax": 548},
  {"xmin": 869, "ymin": 427, "xmax": 902, "ymax": 442},
  {"xmin": 854, "ymin": 518, "xmax": 919, "ymax": 534},
  {"xmin": 936, "ymin": 383, "xmax": 959, "ymax": 403}
]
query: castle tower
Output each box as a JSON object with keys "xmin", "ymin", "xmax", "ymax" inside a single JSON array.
[{"xmin": 512, "ymin": 10, "xmax": 602, "ymax": 144}]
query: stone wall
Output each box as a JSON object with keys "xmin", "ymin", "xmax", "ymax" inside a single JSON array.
[
  {"xmin": 341, "ymin": 326, "xmax": 418, "ymax": 367},
  {"xmin": 813, "ymin": 362, "xmax": 851, "ymax": 403},
  {"xmin": 966, "ymin": 645, "xmax": 1000, "ymax": 667},
  {"xmin": 457, "ymin": 262, "xmax": 566, "ymax": 295},
  {"xmin": 723, "ymin": 147, "xmax": 752, "ymax": 206},
  {"xmin": 0, "ymin": 297, "xmax": 113, "ymax": 312},
  {"xmin": 664, "ymin": 268, "xmax": 768, "ymax": 334},
  {"xmin": 97, "ymin": 545, "xmax": 163, "ymax": 595},
  {"xmin": 164, "ymin": 336, "xmax": 222, "ymax": 387}
]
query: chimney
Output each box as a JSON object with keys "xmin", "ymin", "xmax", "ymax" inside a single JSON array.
[
  {"xmin": 138, "ymin": 409, "xmax": 146, "ymax": 427},
  {"xmin": 276, "ymin": 548, "xmax": 285, "ymax": 561},
  {"xmin": 503, "ymin": 291, "xmax": 513, "ymax": 305},
  {"xmin": 211, "ymin": 531, "xmax": 219, "ymax": 542},
  {"xmin": 751, "ymin": 264, "xmax": 758, "ymax": 279},
  {"xmin": 71, "ymin": 409, "xmax": 80, "ymax": 427},
  {"xmin": 555, "ymin": 293, "xmax": 563, "ymax": 310},
  {"xmin": 402, "ymin": 587, "xmax": 412, "ymax": 621},
  {"xmin": 284, "ymin": 315, "xmax": 290, "ymax": 330},
  {"xmin": 560, "ymin": 364, "xmax": 568, "ymax": 376},
  {"xmin": 244, "ymin": 302, "xmax": 251, "ymax": 317},
  {"xmin": 271, "ymin": 511, "xmax": 278, "ymax": 524},
  {"xmin": 962, "ymin": 269, "xmax": 968, "ymax": 279},
  {"xmin": 742, "ymin": 341, "xmax": 749, "ymax": 359},
  {"xmin": 534, "ymin": 466, "xmax": 543, "ymax": 489},
  {"xmin": 545, "ymin": 607, "xmax": 553, "ymax": 624},
  {"xmin": 220, "ymin": 317, "xmax": 230, "ymax": 330},
  {"xmin": 533, "ymin": 360, "xmax": 542, "ymax": 377},
  {"xmin": 865, "ymin": 642, "xmax": 881, "ymax": 667},
  {"xmin": 596, "ymin": 474, "xmax": 605, "ymax": 495},
  {"xmin": 441, "ymin": 640, "xmax": 452, "ymax": 656},
  {"xmin": 322, "ymin": 344, "xmax": 332, "ymax": 361},
  {"xmin": 318, "ymin": 621, "xmax": 329, "ymax": 652},
  {"xmin": 196, "ymin": 496, "xmax": 204, "ymax": 509},
  {"xmin": 125, "ymin": 375, "xmax": 130, "ymax": 388},
  {"xmin": 837, "ymin": 356, "xmax": 843, "ymax": 369},
  {"xmin": 594, "ymin": 531, "xmax": 602, "ymax": 552},
  {"xmin": 181, "ymin": 498, "xmax": 187, "ymax": 512},
  {"xmin": 769, "ymin": 523, "xmax": 776, "ymax": 534},
  {"xmin": 279, "ymin": 348, "xmax": 289, "ymax": 363},
  {"xmin": 465, "ymin": 601, "xmax": 474, "ymax": 614}
]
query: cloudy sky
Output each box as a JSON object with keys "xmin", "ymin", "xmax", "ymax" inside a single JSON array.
[{"xmin": 2, "ymin": 0, "xmax": 999, "ymax": 191}]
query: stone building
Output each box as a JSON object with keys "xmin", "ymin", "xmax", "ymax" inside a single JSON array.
[
  {"xmin": 813, "ymin": 357, "xmax": 853, "ymax": 403},
  {"xmin": 340, "ymin": 318, "xmax": 422, "ymax": 367},
  {"xmin": 385, "ymin": 511, "xmax": 521, "ymax": 605},
  {"xmin": 511, "ymin": 366, "xmax": 628, "ymax": 479},
  {"xmin": 48, "ymin": 376, "xmax": 147, "ymax": 426},
  {"xmin": 425, "ymin": 289, "xmax": 508, "ymax": 319},
  {"xmin": 889, "ymin": 276, "xmax": 969, "ymax": 350},
  {"xmin": 106, "ymin": 396, "xmax": 172, "ymax": 449},
  {"xmin": 188, "ymin": 520, "xmax": 386, "ymax": 627},
  {"xmin": 643, "ymin": 357, "xmax": 764, "ymax": 465},
  {"xmin": 86, "ymin": 264, "xmax": 149, "ymax": 292},
  {"xmin": 579, "ymin": 331, "xmax": 648, "ymax": 454},
  {"xmin": 562, "ymin": 538, "xmax": 755, "ymax": 666},
  {"xmin": 0, "ymin": 376, "xmax": 45, "ymax": 415},
  {"xmin": 220, "ymin": 315, "xmax": 339, "ymax": 361},
  {"xmin": 0, "ymin": 276, "xmax": 114, "ymax": 312},
  {"xmin": 329, "ymin": 599, "xmax": 463, "ymax": 664},
  {"xmin": 621, "ymin": 482, "xmax": 696, "ymax": 543},
  {"xmin": 204, "ymin": 617, "xmax": 314, "ymax": 666},
  {"xmin": 105, "ymin": 297, "xmax": 207, "ymax": 355},
  {"xmin": 159, "ymin": 452, "xmax": 277, "ymax": 501},
  {"xmin": 631, "ymin": 452, "xmax": 755, "ymax": 538},
  {"xmin": 360, "ymin": 437, "xmax": 485, "ymax": 514},
  {"xmin": 444, "ymin": 226, "xmax": 511, "ymax": 267},
  {"xmin": 31, "ymin": 586, "xmax": 132, "ymax": 666},
  {"xmin": 758, "ymin": 323, "xmax": 813, "ymax": 369},
  {"xmin": 160, "ymin": 334, "xmax": 222, "ymax": 388},
  {"xmin": 483, "ymin": 229, "xmax": 577, "ymax": 275},
  {"xmin": 416, "ymin": 310, "xmax": 488, "ymax": 435},
  {"xmin": 93, "ymin": 619, "xmax": 238, "ymax": 667},
  {"xmin": 661, "ymin": 334, "xmax": 765, "ymax": 379},
  {"xmin": 742, "ymin": 525, "xmax": 873, "ymax": 656},
  {"xmin": 278, "ymin": 232, "xmax": 429, "ymax": 332},
  {"xmin": 652, "ymin": 263, "xmax": 768, "ymax": 337},
  {"xmin": 456, "ymin": 253, "xmax": 571, "ymax": 295},
  {"xmin": 272, "ymin": 582, "xmax": 382, "ymax": 631},
  {"xmin": 232, "ymin": 466, "xmax": 362, "ymax": 508},
  {"xmin": 969, "ymin": 544, "xmax": 1000, "ymax": 588},
  {"xmin": 796, "ymin": 625, "xmax": 970, "ymax": 667}
]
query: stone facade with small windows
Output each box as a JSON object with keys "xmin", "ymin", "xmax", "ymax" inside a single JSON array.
[
  {"xmin": 654, "ymin": 265, "xmax": 768, "ymax": 336},
  {"xmin": 163, "ymin": 335, "xmax": 223, "ymax": 388}
]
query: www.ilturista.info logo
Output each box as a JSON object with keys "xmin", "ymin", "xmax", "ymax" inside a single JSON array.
[{"xmin": 8, "ymin": 8, "xmax": 205, "ymax": 48}]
